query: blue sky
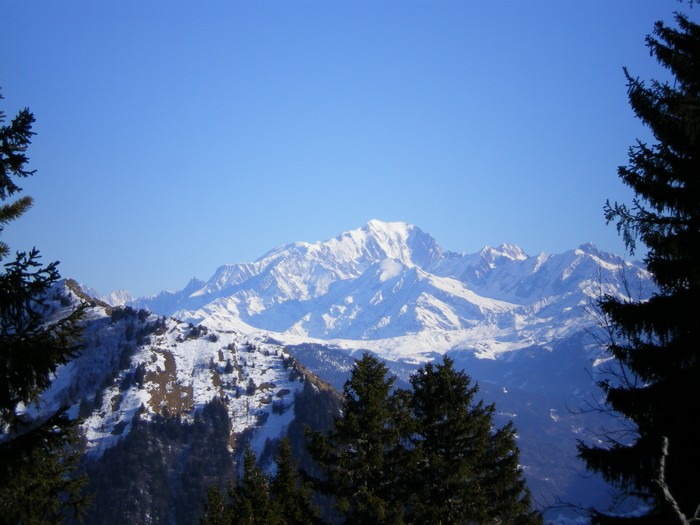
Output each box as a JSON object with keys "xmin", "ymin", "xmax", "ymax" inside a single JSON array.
[{"xmin": 1, "ymin": 0, "xmax": 695, "ymax": 298}]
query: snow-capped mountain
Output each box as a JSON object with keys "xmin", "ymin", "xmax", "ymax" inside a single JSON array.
[
  {"xmin": 131, "ymin": 220, "xmax": 651, "ymax": 361},
  {"xmin": 78, "ymin": 284, "xmax": 134, "ymax": 307},
  {"xmin": 101, "ymin": 288, "xmax": 133, "ymax": 307}
]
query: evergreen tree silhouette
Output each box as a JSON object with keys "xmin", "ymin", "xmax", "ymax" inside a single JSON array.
[
  {"xmin": 0, "ymin": 91, "xmax": 89, "ymax": 524},
  {"xmin": 577, "ymin": 14, "xmax": 700, "ymax": 524}
]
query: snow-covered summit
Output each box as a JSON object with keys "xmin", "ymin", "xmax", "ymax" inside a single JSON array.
[
  {"xmin": 101, "ymin": 289, "xmax": 134, "ymax": 307},
  {"xmin": 328, "ymin": 219, "xmax": 443, "ymax": 269},
  {"xmin": 156, "ymin": 220, "xmax": 443, "ymax": 303}
]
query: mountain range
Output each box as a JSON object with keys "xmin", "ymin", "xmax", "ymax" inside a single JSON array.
[
  {"xmin": 53, "ymin": 220, "xmax": 654, "ymax": 523},
  {"xmin": 129, "ymin": 220, "xmax": 650, "ymax": 361}
]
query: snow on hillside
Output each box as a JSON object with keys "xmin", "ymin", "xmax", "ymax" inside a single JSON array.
[
  {"xmin": 34, "ymin": 283, "xmax": 313, "ymax": 460},
  {"xmin": 81, "ymin": 321, "xmax": 305, "ymax": 456}
]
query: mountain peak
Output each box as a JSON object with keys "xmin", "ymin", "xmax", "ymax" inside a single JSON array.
[
  {"xmin": 319, "ymin": 220, "xmax": 442, "ymax": 271},
  {"xmin": 499, "ymin": 243, "xmax": 528, "ymax": 260},
  {"xmin": 363, "ymin": 218, "xmax": 412, "ymax": 234},
  {"xmin": 103, "ymin": 289, "xmax": 133, "ymax": 307},
  {"xmin": 479, "ymin": 243, "xmax": 528, "ymax": 265},
  {"xmin": 575, "ymin": 242, "xmax": 603, "ymax": 256}
]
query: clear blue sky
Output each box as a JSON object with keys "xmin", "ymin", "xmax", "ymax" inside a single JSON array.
[{"xmin": 1, "ymin": 0, "xmax": 695, "ymax": 298}]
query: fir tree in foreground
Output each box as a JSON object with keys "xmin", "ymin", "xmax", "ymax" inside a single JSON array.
[
  {"xmin": 577, "ymin": 14, "xmax": 700, "ymax": 524},
  {"xmin": 270, "ymin": 438, "xmax": 321, "ymax": 525},
  {"xmin": 306, "ymin": 353, "xmax": 408, "ymax": 524},
  {"xmin": 233, "ymin": 445, "xmax": 280, "ymax": 525},
  {"xmin": 0, "ymin": 92, "xmax": 88, "ymax": 523},
  {"xmin": 409, "ymin": 357, "xmax": 540, "ymax": 525},
  {"xmin": 200, "ymin": 485, "xmax": 233, "ymax": 525},
  {"xmin": 307, "ymin": 353, "xmax": 541, "ymax": 525}
]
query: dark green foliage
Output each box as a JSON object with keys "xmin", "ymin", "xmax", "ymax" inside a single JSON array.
[
  {"xmin": 270, "ymin": 438, "xmax": 321, "ymax": 525},
  {"xmin": 577, "ymin": 14, "xmax": 700, "ymax": 524},
  {"xmin": 186, "ymin": 323, "xmax": 208, "ymax": 340},
  {"xmin": 109, "ymin": 305, "xmax": 136, "ymax": 324},
  {"xmin": 200, "ymin": 485, "xmax": 233, "ymax": 525},
  {"xmin": 0, "ymin": 93, "xmax": 88, "ymax": 524},
  {"xmin": 232, "ymin": 445, "xmax": 282, "ymax": 525},
  {"xmin": 82, "ymin": 417, "xmax": 172, "ymax": 524},
  {"xmin": 307, "ymin": 353, "xmax": 408, "ymax": 525},
  {"xmin": 0, "ymin": 412, "xmax": 87, "ymax": 525},
  {"xmin": 0, "ymin": 250, "xmax": 84, "ymax": 423},
  {"xmin": 199, "ymin": 438, "xmax": 321, "ymax": 525},
  {"xmin": 307, "ymin": 353, "xmax": 541, "ymax": 525},
  {"xmin": 118, "ymin": 341, "xmax": 136, "ymax": 370},
  {"xmin": 137, "ymin": 308, "xmax": 149, "ymax": 323},
  {"xmin": 408, "ymin": 357, "xmax": 540, "ymax": 525},
  {"xmin": 0, "ymin": 93, "xmax": 34, "ymax": 259},
  {"xmin": 409, "ymin": 357, "xmax": 489, "ymax": 522}
]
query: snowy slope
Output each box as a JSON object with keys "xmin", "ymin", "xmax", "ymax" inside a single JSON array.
[{"xmin": 33, "ymin": 282, "xmax": 329, "ymax": 462}]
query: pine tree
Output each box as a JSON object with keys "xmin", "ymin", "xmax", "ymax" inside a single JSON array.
[
  {"xmin": 200, "ymin": 438, "xmax": 321, "ymax": 525},
  {"xmin": 306, "ymin": 353, "xmax": 407, "ymax": 525},
  {"xmin": 270, "ymin": 438, "xmax": 320, "ymax": 525},
  {"xmin": 577, "ymin": 14, "xmax": 700, "ymax": 524},
  {"xmin": 231, "ymin": 445, "xmax": 282, "ymax": 525},
  {"xmin": 0, "ymin": 92, "xmax": 88, "ymax": 524},
  {"xmin": 407, "ymin": 356, "xmax": 541, "ymax": 525},
  {"xmin": 200, "ymin": 485, "xmax": 233, "ymax": 525},
  {"xmin": 0, "ymin": 94, "xmax": 34, "ymax": 260}
]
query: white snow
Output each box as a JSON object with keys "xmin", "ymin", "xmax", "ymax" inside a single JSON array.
[
  {"xmin": 378, "ymin": 258, "xmax": 404, "ymax": 282},
  {"xmin": 125, "ymin": 220, "xmax": 652, "ymax": 364}
]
